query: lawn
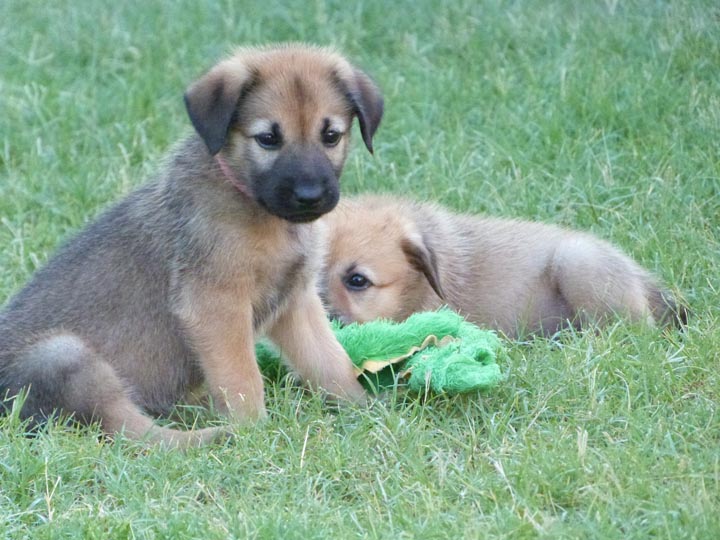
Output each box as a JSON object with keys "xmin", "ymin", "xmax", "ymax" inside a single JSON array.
[{"xmin": 1, "ymin": 0, "xmax": 718, "ymax": 538}]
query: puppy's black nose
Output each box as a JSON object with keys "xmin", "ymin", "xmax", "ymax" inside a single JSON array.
[{"xmin": 292, "ymin": 184, "xmax": 325, "ymax": 207}]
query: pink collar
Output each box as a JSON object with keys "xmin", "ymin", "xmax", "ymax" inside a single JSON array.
[{"xmin": 215, "ymin": 154, "xmax": 252, "ymax": 198}]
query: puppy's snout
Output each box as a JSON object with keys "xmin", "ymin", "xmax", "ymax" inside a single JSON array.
[
  {"xmin": 256, "ymin": 149, "xmax": 340, "ymax": 222},
  {"xmin": 292, "ymin": 183, "xmax": 325, "ymax": 207}
]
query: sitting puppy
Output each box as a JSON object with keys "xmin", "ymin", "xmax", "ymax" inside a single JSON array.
[
  {"xmin": 322, "ymin": 195, "xmax": 685, "ymax": 337},
  {"xmin": 0, "ymin": 45, "xmax": 383, "ymax": 447}
]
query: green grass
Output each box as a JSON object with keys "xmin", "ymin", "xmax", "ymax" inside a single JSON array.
[{"xmin": 1, "ymin": 0, "xmax": 719, "ymax": 537}]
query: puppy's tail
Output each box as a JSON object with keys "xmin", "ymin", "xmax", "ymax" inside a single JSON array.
[
  {"xmin": 647, "ymin": 283, "xmax": 689, "ymax": 329},
  {"xmin": 3, "ymin": 333, "xmax": 224, "ymax": 448}
]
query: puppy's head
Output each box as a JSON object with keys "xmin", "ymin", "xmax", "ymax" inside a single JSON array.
[
  {"xmin": 184, "ymin": 44, "xmax": 383, "ymax": 223},
  {"xmin": 322, "ymin": 197, "xmax": 444, "ymax": 324}
]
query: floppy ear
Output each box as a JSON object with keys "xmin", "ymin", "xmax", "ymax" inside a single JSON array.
[
  {"xmin": 343, "ymin": 69, "xmax": 384, "ymax": 154},
  {"xmin": 401, "ymin": 235, "xmax": 445, "ymax": 300},
  {"xmin": 184, "ymin": 64, "xmax": 254, "ymax": 155}
]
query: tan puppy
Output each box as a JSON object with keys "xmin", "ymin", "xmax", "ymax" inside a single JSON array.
[
  {"xmin": 322, "ymin": 195, "xmax": 684, "ymax": 338},
  {"xmin": 0, "ymin": 45, "xmax": 383, "ymax": 447}
]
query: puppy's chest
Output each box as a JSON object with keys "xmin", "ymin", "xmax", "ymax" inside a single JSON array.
[
  {"xmin": 244, "ymin": 226, "xmax": 320, "ymax": 331},
  {"xmin": 250, "ymin": 251, "xmax": 308, "ymax": 330}
]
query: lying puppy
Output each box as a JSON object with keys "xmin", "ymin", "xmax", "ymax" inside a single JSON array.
[
  {"xmin": 0, "ymin": 45, "xmax": 383, "ymax": 447},
  {"xmin": 322, "ymin": 195, "xmax": 685, "ymax": 337}
]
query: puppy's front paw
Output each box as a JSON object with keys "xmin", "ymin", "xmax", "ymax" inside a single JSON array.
[
  {"xmin": 323, "ymin": 377, "xmax": 368, "ymax": 406},
  {"xmin": 212, "ymin": 387, "xmax": 268, "ymax": 423}
]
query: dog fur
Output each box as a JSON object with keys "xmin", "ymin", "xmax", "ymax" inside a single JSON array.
[
  {"xmin": 322, "ymin": 195, "xmax": 684, "ymax": 338},
  {"xmin": 0, "ymin": 44, "xmax": 383, "ymax": 447}
]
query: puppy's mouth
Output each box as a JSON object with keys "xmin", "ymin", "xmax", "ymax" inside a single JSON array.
[
  {"xmin": 256, "ymin": 197, "xmax": 335, "ymax": 223},
  {"xmin": 326, "ymin": 310, "xmax": 351, "ymax": 326},
  {"xmin": 256, "ymin": 183, "xmax": 340, "ymax": 223},
  {"xmin": 284, "ymin": 211, "xmax": 326, "ymax": 223}
]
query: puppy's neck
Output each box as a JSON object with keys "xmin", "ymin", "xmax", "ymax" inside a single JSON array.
[{"xmin": 215, "ymin": 154, "xmax": 252, "ymax": 198}]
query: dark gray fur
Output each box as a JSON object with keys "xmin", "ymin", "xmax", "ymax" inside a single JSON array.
[{"xmin": 0, "ymin": 136, "xmax": 293, "ymax": 421}]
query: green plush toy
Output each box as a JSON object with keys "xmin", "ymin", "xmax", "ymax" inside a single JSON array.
[{"xmin": 256, "ymin": 309, "xmax": 506, "ymax": 395}]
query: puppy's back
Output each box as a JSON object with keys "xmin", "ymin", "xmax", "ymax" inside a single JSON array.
[
  {"xmin": 0, "ymin": 180, "xmax": 197, "ymax": 415},
  {"xmin": 411, "ymin": 200, "xmax": 683, "ymax": 334}
]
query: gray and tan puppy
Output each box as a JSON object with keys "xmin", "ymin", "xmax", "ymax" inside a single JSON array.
[
  {"xmin": 0, "ymin": 44, "xmax": 383, "ymax": 447},
  {"xmin": 322, "ymin": 195, "xmax": 684, "ymax": 338}
]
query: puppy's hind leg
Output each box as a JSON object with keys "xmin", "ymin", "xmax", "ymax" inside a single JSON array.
[
  {"xmin": 550, "ymin": 235, "xmax": 655, "ymax": 327},
  {"xmin": 13, "ymin": 334, "xmax": 222, "ymax": 448}
]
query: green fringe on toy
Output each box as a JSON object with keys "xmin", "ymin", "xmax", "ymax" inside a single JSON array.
[{"xmin": 255, "ymin": 309, "xmax": 506, "ymax": 395}]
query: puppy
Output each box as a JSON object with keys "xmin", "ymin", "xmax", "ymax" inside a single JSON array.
[
  {"xmin": 0, "ymin": 44, "xmax": 383, "ymax": 447},
  {"xmin": 322, "ymin": 195, "xmax": 684, "ymax": 338}
]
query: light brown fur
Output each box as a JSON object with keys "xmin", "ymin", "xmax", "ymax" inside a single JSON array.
[
  {"xmin": 322, "ymin": 195, "xmax": 683, "ymax": 338},
  {"xmin": 0, "ymin": 44, "xmax": 384, "ymax": 447}
]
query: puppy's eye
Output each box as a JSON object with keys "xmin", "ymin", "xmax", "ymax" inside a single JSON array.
[
  {"xmin": 322, "ymin": 129, "xmax": 342, "ymax": 147},
  {"xmin": 255, "ymin": 132, "xmax": 282, "ymax": 150},
  {"xmin": 344, "ymin": 273, "xmax": 372, "ymax": 291}
]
